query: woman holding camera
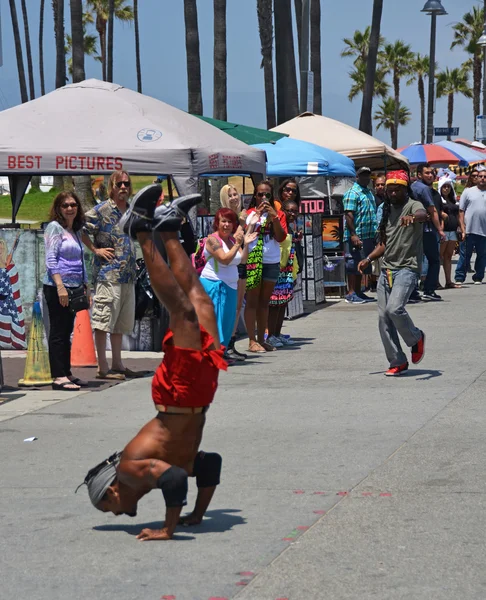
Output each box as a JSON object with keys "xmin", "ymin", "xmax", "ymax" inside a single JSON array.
[
  {"xmin": 43, "ymin": 191, "xmax": 89, "ymax": 390},
  {"xmin": 244, "ymin": 181, "xmax": 288, "ymax": 353}
]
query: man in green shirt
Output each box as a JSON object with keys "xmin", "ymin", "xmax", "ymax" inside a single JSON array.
[{"xmin": 358, "ymin": 171, "xmax": 428, "ymax": 376}]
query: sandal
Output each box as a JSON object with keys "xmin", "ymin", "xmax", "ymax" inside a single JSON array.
[
  {"xmin": 52, "ymin": 381, "xmax": 81, "ymax": 391},
  {"xmin": 445, "ymin": 282, "xmax": 462, "ymax": 289},
  {"xmin": 96, "ymin": 370, "xmax": 126, "ymax": 380},
  {"xmin": 261, "ymin": 341, "xmax": 277, "ymax": 352},
  {"xmin": 69, "ymin": 377, "xmax": 89, "ymax": 387},
  {"xmin": 248, "ymin": 342, "xmax": 266, "ymax": 353}
]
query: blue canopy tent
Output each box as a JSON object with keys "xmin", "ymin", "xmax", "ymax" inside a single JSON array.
[{"xmin": 253, "ymin": 137, "xmax": 356, "ymax": 177}]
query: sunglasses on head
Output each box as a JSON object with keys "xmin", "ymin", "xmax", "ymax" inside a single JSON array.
[
  {"xmin": 115, "ymin": 181, "xmax": 131, "ymax": 189},
  {"xmin": 256, "ymin": 192, "xmax": 272, "ymax": 199},
  {"xmin": 284, "ymin": 186, "xmax": 297, "ymax": 194},
  {"xmin": 61, "ymin": 202, "xmax": 78, "ymax": 209}
]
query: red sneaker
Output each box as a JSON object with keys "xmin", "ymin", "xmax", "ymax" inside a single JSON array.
[
  {"xmin": 411, "ymin": 331, "xmax": 426, "ymax": 364},
  {"xmin": 385, "ymin": 363, "xmax": 409, "ymax": 377}
]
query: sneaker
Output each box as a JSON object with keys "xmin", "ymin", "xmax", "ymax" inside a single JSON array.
[
  {"xmin": 226, "ymin": 347, "xmax": 246, "ymax": 361},
  {"xmin": 422, "ymin": 291, "xmax": 442, "ymax": 301},
  {"xmin": 153, "ymin": 194, "xmax": 202, "ymax": 232},
  {"xmin": 357, "ymin": 292, "xmax": 377, "ymax": 302},
  {"xmin": 119, "ymin": 183, "xmax": 162, "ymax": 238},
  {"xmin": 277, "ymin": 334, "xmax": 295, "ymax": 346},
  {"xmin": 345, "ymin": 293, "xmax": 366, "ymax": 304},
  {"xmin": 385, "ymin": 363, "xmax": 409, "ymax": 377},
  {"xmin": 474, "ymin": 280, "xmax": 483, "ymax": 285},
  {"xmin": 267, "ymin": 335, "xmax": 284, "ymax": 348},
  {"xmin": 411, "ymin": 331, "xmax": 426, "ymax": 364},
  {"xmin": 223, "ymin": 350, "xmax": 235, "ymax": 366},
  {"xmin": 227, "ymin": 337, "xmax": 247, "ymax": 360}
]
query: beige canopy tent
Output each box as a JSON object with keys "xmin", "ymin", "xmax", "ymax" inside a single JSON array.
[
  {"xmin": 0, "ymin": 79, "xmax": 266, "ymax": 222},
  {"xmin": 272, "ymin": 112, "xmax": 409, "ymax": 172}
]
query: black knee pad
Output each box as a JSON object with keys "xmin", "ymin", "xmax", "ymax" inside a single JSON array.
[
  {"xmin": 193, "ymin": 451, "xmax": 222, "ymax": 488},
  {"xmin": 156, "ymin": 466, "xmax": 188, "ymax": 507}
]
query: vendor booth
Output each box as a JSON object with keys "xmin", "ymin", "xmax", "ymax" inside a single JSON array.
[
  {"xmin": 0, "ymin": 79, "xmax": 266, "ymax": 222},
  {"xmin": 252, "ymin": 137, "xmax": 357, "ymax": 308},
  {"xmin": 271, "ymin": 112, "xmax": 409, "ymax": 171},
  {"xmin": 0, "ymin": 79, "xmax": 267, "ymax": 352}
]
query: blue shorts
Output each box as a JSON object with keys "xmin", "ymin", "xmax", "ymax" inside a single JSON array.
[
  {"xmin": 262, "ymin": 262, "xmax": 280, "ymax": 282},
  {"xmin": 344, "ymin": 238, "xmax": 376, "ymax": 275}
]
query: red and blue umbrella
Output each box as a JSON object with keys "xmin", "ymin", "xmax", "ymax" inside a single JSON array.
[{"xmin": 398, "ymin": 142, "xmax": 486, "ymax": 166}]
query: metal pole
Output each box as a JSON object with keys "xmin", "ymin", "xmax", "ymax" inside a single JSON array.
[
  {"xmin": 299, "ymin": 0, "xmax": 310, "ymax": 114},
  {"xmin": 426, "ymin": 12, "xmax": 437, "ymax": 144}
]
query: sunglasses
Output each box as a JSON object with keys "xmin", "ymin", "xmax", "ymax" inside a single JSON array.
[
  {"xmin": 284, "ymin": 186, "xmax": 297, "ymax": 194},
  {"xmin": 256, "ymin": 192, "xmax": 272, "ymax": 199},
  {"xmin": 286, "ymin": 208, "xmax": 299, "ymax": 214},
  {"xmin": 115, "ymin": 181, "xmax": 131, "ymax": 189},
  {"xmin": 61, "ymin": 202, "xmax": 78, "ymax": 209}
]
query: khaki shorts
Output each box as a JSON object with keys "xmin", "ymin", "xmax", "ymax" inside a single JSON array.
[{"xmin": 91, "ymin": 282, "xmax": 135, "ymax": 335}]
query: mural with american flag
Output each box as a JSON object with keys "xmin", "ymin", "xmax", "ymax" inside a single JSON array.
[{"xmin": 0, "ymin": 234, "xmax": 27, "ymax": 350}]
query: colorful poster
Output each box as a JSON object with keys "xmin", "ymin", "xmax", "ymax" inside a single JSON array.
[
  {"xmin": 322, "ymin": 216, "xmax": 342, "ymax": 251},
  {"xmin": 0, "ymin": 234, "xmax": 27, "ymax": 349}
]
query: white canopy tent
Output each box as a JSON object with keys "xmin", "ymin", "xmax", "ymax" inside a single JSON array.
[
  {"xmin": 272, "ymin": 112, "xmax": 409, "ymax": 172},
  {"xmin": 0, "ymin": 79, "xmax": 266, "ymax": 222}
]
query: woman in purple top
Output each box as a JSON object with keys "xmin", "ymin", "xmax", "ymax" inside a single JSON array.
[{"xmin": 43, "ymin": 192, "xmax": 89, "ymax": 390}]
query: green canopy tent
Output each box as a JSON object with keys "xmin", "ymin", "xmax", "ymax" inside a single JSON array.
[{"xmin": 196, "ymin": 116, "xmax": 288, "ymax": 146}]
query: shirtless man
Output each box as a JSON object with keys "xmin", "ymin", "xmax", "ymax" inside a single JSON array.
[{"xmin": 77, "ymin": 185, "xmax": 227, "ymax": 541}]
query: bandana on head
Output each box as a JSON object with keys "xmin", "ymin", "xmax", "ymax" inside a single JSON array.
[
  {"xmin": 75, "ymin": 451, "xmax": 122, "ymax": 507},
  {"xmin": 386, "ymin": 170, "xmax": 409, "ymax": 186}
]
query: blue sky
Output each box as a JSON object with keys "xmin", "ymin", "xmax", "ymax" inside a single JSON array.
[{"xmin": 0, "ymin": 0, "xmax": 481, "ymax": 147}]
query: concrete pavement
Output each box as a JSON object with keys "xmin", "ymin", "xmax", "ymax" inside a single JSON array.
[{"xmin": 1, "ymin": 282, "xmax": 485, "ymax": 599}]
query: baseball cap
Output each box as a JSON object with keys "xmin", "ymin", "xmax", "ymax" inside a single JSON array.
[{"xmin": 357, "ymin": 166, "xmax": 372, "ymax": 175}]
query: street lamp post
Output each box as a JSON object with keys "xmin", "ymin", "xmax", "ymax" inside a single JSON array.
[
  {"xmin": 478, "ymin": 0, "xmax": 486, "ymax": 142},
  {"xmin": 422, "ymin": 0, "xmax": 447, "ymax": 144}
]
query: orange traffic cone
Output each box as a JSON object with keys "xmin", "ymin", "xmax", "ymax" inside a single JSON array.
[
  {"xmin": 71, "ymin": 310, "xmax": 97, "ymax": 368},
  {"xmin": 18, "ymin": 301, "xmax": 53, "ymax": 387}
]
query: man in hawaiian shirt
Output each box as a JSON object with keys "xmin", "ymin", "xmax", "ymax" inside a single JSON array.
[
  {"xmin": 83, "ymin": 171, "xmax": 143, "ymax": 380},
  {"xmin": 343, "ymin": 166, "xmax": 378, "ymax": 304}
]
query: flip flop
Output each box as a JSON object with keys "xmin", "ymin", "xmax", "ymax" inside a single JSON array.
[
  {"xmin": 261, "ymin": 342, "xmax": 277, "ymax": 352},
  {"xmin": 69, "ymin": 377, "xmax": 89, "ymax": 387},
  {"xmin": 111, "ymin": 368, "xmax": 150, "ymax": 379},
  {"xmin": 96, "ymin": 370, "xmax": 125, "ymax": 380},
  {"xmin": 248, "ymin": 343, "xmax": 266, "ymax": 354},
  {"xmin": 52, "ymin": 381, "xmax": 81, "ymax": 391}
]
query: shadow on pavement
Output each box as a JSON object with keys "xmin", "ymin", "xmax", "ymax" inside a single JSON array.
[
  {"xmin": 93, "ymin": 509, "xmax": 245, "ymax": 537},
  {"xmin": 369, "ymin": 369, "xmax": 443, "ymax": 380}
]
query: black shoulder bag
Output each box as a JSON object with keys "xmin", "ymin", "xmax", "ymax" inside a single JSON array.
[{"xmin": 67, "ymin": 233, "xmax": 90, "ymax": 314}]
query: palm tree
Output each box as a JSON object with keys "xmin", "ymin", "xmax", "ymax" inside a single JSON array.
[
  {"xmin": 70, "ymin": 0, "xmax": 95, "ymax": 212},
  {"xmin": 348, "ymin": 61, "xmax": 389, "ymax": 103},
  {"xmin": 20, "ymin": 0, "xmax": 35, "ymax": 99},
  {"xmin": 133, "ymin": 0, "xmax": 142, "ymax": 92},
  {"xmin": 294, "ymin": 0, "xmax": 302, "ymax": 64},
  {"xmin": 257, "ymin": 0, "xmax": 276, "ymax": 128},
  {"xmin": 374, "ymin": 97, "xmax": 411, "ymax": 148},
  {"xmin": 359, "ymin": 0, "xmax": 383, "ymax": 135},
  {"xmin": 310, "ymin": 0, "xmax": 321, "ymax": 114},
  {"xmin": 341, "ymin": 27, "xmax": 384, "ymax": 65},
  {"xmin": 70, "ymin": 0, "xmax": 86, "ymax": 84},
  {"xmin": 436, "ymin": 68, "xmax": 472, "ymax": 140},
  {"xmin": 213, "ymin": 0, "xmax": 227, "ymax": 121},
  {"xmin": 8, "ymin": 0, "xmax": 28, "ymax": 103},
  {"xmin": 39, "ymin": 0, "xmax": 46, "ymax": 95},
  {"xmin": 451, "ymin": 6, "xmax": 484, "ymax": 137},
  {"xmin": 65, "ymin": 11, "xmax": 101, "ymax": 79},
  {"xmin": 86, "ymin": 0, "xmax": 133, "ymax": 82},
  {"xmin": 406, "ymin": 53, "xmax": 430, "ymax": 145},
  {"xmin": 274, "ymin": 0, "xmax": 299, "ymax": 124},
  {"xmin": 107, "ymin": 0, "xmax": 114, "ymax": 82},
  {"xmin": 184, "ymin": 0, "xmax": 203, "ymax": 115},
  {"xmin": 382, "ymin": 40, "xmax": 414, "ymax": 149},
  {"xmin": 52, "ymin": 0, "xmax": 67, "ymax": 89}
]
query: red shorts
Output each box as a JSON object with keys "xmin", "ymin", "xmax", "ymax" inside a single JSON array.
[{"xmin": 152, "ymin": 326, "xmax": 227, "ymax": 409}]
